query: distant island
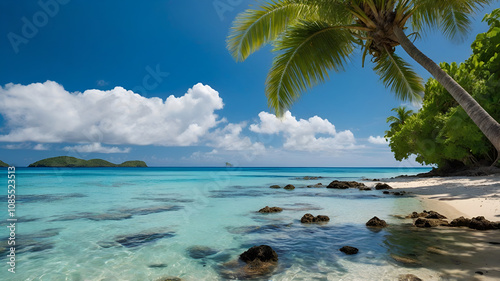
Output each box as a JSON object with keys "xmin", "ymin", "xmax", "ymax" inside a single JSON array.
[
  {"xmin": 28, "ymin": 156, "xmax": 147, "ymax": 167},
  {"xmin": 0, "ymin": 160, "xmax": 9, "ymax": 167}
]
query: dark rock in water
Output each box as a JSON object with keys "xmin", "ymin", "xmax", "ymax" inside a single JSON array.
[
  {"xmin": 414, "ymin": 218, "xmax": 449, "ymax": 227},
  {"xmin": 383, "ymin": 191, "xmax": 390, "ymax": 194},
  {"xmin": 366, "ymin": 216, "xmax": 387, "ymax": 227},
  {"xmin": 327, "ymin": 180, "xmax": 367, "ymax": 189},
  {"xmin": 240, "ymin": 245, "xmax": 278, "ymax": 263},
  {"xmin": 469, "ymin": 216, "xmax": 499, "ymax": 230},
  {"xmin": 358, "ymin": 186, "xmax": 372, "ymax": 191},
  {"xmin": 258, "ymin": 206, "xmax": 283, "ymax": 213},
  {"xmin": 149, "ymin": 263, "xmax": 168, "ymax": 268},
  {"xmin": 339, "ymin": 246, "xmax": 358, "ymax": 255},
  {"xmin": 449, "ymin": 216, "xmax": 499, "ymax": 230},
  {"xmin": 425, "ymin": 211, "xmax": 447, "ymax": 219},
  {"xmin": 296, "ymin": 176, "xmax": 324, "ymax": 180},
  {"xmin": 97, "ymin": 241, "xmax": 119, "ymax": 248},
  {"xmin": 269, "ymin": 185, "xmax": 281, "ymax": 189},
  {"xmin": 475, "ymin": 271, "xmax": 484, "ymax": 275},
  {"xmin": 300, "ymin": 213, "xmax": 330, "ymax": 223},
  {"xmin": 398, "ymin": 274, "xmax": 423, "ymax": 281},
  {"xmin": 450, "ymin": 216, "xmax": 472, "ymax": 227},
  {"xmin": 115, "ymin": 231, "xmax": 175, "ymax": 248},
  {"xmin": 375, "ymin": 183, "xmax": 393, "ymax": 190},
  {"xmin": 307, "ymin": 183, "xmax": 324, "ymax": 188},
  {"xmin": 407, "ymin": 210, "xmax": 446, "ymax": 219},
  {"xmin": 187, "ymin": 246, "xmax": 219, "ymax": 259},
  {"xmin": 284, "ymin": 184, "xmax": 295, "ymax": 190}
]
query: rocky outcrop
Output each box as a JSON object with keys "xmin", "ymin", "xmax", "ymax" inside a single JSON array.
[
  {"xmin": 327, "ymin": 180, "xmax": 368, "ymax": 190},
  {"xmin": 449, "ymin": 216, "xmax": 499, "ymax": 230},
  {"xmin": 449, "ymin": 216, "xmax": 471, "ymax": 227},
  {"xmin": 366, "ymin": 216, "xmax": 387, "ymax": 227},
  {"xmin": 339, "ymin": 246, "xmax": 358, "ymax": 255},
  {"xmin": 269, "ymin": 185, "xmax": 281, "ymax": 189},
  {"xmin": 258, "ymin": 206, "xmax": 283, "ymax": 213},
  {"xmin": 301, "ymin": 213, "xmax": 330, "ymax": 223},
  {"xmin": 414, "ymin": 218, "xmax": 449, "ymax": 227},
  {"xmin": 284, "ymin": 184, "xmax": 295, "ymax": 190},
  {"xmin": 407, "ymin": 210, "xmax": 447, "ymax": 219},
  {"xmin": 383, "ymin": 191, "xmax": 406, "ymax": 195},
  {"xmin": 240, "ymin": 245, "xmax": 278, "ymax": 264},
  {"xmin": 374, "ymin": 183, "xmax": 393, "ymax": 190}
]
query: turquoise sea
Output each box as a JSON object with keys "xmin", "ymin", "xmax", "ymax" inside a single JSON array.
[{"xmin": 2, "ymin": 166, "xmax": 475, "ymax": 280}]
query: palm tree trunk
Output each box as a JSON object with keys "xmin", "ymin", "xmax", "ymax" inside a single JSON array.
[{"xmin": 394, "ymin": 26, "xmax": 500, "ymax": 165}]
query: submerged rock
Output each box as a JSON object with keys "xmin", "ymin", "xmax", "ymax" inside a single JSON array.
[
  {"xmin": 366, "ymin": 216, "xmax": 387, "ymax": 227},
  {"xmin": 269, "ymin": 185, "xmax": 281, "ymax": 189},
  {"xmin": 149, "ymin": 263, "xmax": 169, "ymax": 268},
  {"xmin": 398, "ymin": 274, "xmax": 423, "ymax": 281},
  {"xmin": 187, "ymin": 246, "xmax": 219, "ymax": 259},
  {"xmin": 296, "ymin": 176, "xmax": 324, "ymax": 180},
  {"xmin": 300, "ymin": 213, "xmax": 330, "ymax": 223},
  {"xmin": 374, "ymin": 183, "xmax": 393, "ymax": 190},
  {"xmin": 155, "ymin": 277, "xmax": 183, "ymax": 281},
  {"xmin": 339, "ymin": 246, "xmax": 358, "ymax": 255},
  {"xmin": 258, "ymin": 206, "xmax": 283, "ymax": 213},
  {"xmin": 115, "ymin": 231, "xmax": 175, "ymax": 248},
  {"xmin": 284, "ymin": 184, "xmax": 295, "ymax": 190},
  {"xmin": 391, "ymin": 254, "xmax": 421, "ymax": 265}
]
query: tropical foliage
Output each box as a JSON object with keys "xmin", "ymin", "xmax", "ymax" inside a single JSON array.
[
  {"xmin": 387, "ymin": 10, "xmax": 500, "ymax": 168},
  {"xmin": 385, "ymin": 106, "xmax": 414, "ymax": 137},
  {"xmin": 227, "ymin": 0, "xmax": 493, "ymax": 116}
]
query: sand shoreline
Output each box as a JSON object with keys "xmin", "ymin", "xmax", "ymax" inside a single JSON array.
[
  {"xmin": 380, "ymin": 174, "xmax": 500, "ymax": 221},
  {"xmin": 375, "ymin": 175, "xmax": 500, "ymax": 280}
]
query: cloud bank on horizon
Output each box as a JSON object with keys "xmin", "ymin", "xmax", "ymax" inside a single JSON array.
[{"xmin": 0, "ymin": 81, "xmax": 387, "ymax": 158}]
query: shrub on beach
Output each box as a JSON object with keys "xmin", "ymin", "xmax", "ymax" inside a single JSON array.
[{"xmin": 386, "ymin": 9, "xmax": 500, "ymax": 169}]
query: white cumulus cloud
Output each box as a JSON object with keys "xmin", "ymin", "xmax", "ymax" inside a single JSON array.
[
  {"xmin": 63, "ymin": 143, "xmax": 131, "ymax": 154},
  {"xmin": 368, "ymin": 136, "xmax": 388, "ymax": 145},
  {"xmin": 209, "ymin": 122, "xmax": 265, "ymax": 153},
  {"xmin": 33, "ymin": 144, "xmax": 50, "ymax": 150},
  {"xmin": 250, "ymin": 111, "xmax": 358, "ymax": 152},
  {"xmin": 0, "ymin": 81, "xmax": 224, "ymax": 146}
]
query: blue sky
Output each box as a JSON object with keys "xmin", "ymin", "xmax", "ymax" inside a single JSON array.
[{"xmin": 0, "ymin": 0, "xmax": 497, "ymax": 167}]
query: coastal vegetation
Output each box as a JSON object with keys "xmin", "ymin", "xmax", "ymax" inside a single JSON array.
[
  {"xmin": 227, "ymin": 0, "xmax": 500, "ymax": 160},
  {"xmin": 386, "ymin": 9, "xmax": 500, "ymax": 169},
  {"xmin": 28, "ymin": 156, "xmax": 147, "ymax": 167},
  {"xmin": 0, "ymin": 160, "xmax": 9, "ymax": 167}
]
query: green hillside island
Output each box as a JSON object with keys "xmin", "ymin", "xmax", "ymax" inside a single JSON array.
[
  {"xmin": 28, "ymin": 156, "xmax": 147, "ymax": 168},
  {"xmin": 0, "ymin": 160, "xmax": 9, "ymax": 167}
]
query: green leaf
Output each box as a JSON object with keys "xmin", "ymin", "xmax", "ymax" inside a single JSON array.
[
  {"xmin": 373, "ymin": 50, "xmax": 424, "ymax": 102},
  {"xmin": 227, "ymin": 0, "xmax": 317, "ymax": 62},
  {"xmin": 266, "ymin": 21, "xmax": 355, "ymax": 116}
]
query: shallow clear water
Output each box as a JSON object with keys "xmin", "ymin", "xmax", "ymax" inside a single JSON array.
[{"xmin": 2, "ymin": 166, "xmax": 472, "ymax": 281}]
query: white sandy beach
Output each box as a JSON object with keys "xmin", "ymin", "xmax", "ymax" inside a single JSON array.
[
  {"xmin": 385, "ymin": 175, "xmax": 500, "ymax": 221},
  {"xmin": 380, "ymin": 175, "xmax": 500, "ymax": 280}
]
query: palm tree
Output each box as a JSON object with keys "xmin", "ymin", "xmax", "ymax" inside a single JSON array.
[
  {"xmin": 227, "ymin": 0, "xmax": 500, "ymax": 162},
  {"xmin": 385, "ymin": 106, "xmax": 414, "ymax": 137}
]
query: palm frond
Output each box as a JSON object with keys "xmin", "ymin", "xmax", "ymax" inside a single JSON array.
[
  {"xmin": 266, "ymin": 21, "xmax": 355, "ymax": 116},
  {"xmin": 227, "ymin": 0, "xmax": 317, "ymax": 62},
  {"xmin": 373, "ymin": 48, "xmax": 424, "ymax": 102},
  {"xmin": 411, "ymin": 0, "xmax": 492, "ymax": 40}
]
